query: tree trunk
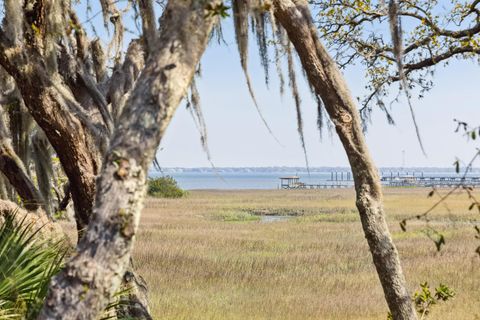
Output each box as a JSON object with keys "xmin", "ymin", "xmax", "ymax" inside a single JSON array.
[
  {"xmin": 37, "ymin": 2, "xmax": 217, "ymax": 319},
  {"xmin": 116, "ymin": 267, "xmax": 152, "ymax": 320},
  {"xmin": 0, "ymin": 112, "xmax": 43, "ymax": 210},
  {"xmin": 0, "ymin": 33, "xmax": 99, "ymax": 234},
  {"xmin": 273, "ymin": 1, "xmax": 417, "ymax": 319},
  {"xmin": 24, "ymin": 86, "xmax": 98, "ymax": 232},
  {"xmin": 0, "ymin": 142, "xmax": 43, "ymax": 210}
]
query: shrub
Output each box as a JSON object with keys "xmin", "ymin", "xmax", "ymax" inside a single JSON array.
[
  {"xmin": 0, "ymin": 212, "xmax": 66, "ymax": 319},
  {"xmin": 0, "ymin": 212, "xmax": 134, "ymax": 319},
  {"xmin": 147, "ymin": 176, "xmax": 186, "ymax": 198}
]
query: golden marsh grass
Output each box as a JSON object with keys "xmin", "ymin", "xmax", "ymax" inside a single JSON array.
[{"xmin": 132, "ymin": 188, "xmax": 479, "ymax": 319}]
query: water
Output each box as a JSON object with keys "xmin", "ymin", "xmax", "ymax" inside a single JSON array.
[
  {"xmin": 149, "ymin": 169, "xmax": 479, "ymax": 190},
  {"xmin": 149, "ymin": 172, "xmax": 336, "ymax": 190},
  {"xmin": 260, "ymin": 215, "xmax": 293, "ymax": 223}
]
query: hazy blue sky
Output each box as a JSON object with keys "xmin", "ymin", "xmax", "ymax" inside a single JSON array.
[
  {"xmin": 159, "ymin": 21, "xmax": 479, "ymax": 168},
  {"xmin": 78, "ymin": 2, "xmax": 480, "ymax": 168}
]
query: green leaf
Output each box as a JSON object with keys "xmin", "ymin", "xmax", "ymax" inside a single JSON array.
[
  {"xmin": 0, "ymin": 212, "xmax": 66, "ymax": 318},
  {"xmin": 435, "ymin": 284, "xmax": 455, "ymax": 301}
]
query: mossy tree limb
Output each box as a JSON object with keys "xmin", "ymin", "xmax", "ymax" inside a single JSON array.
[
  {"xmin": 37, "ymin": 1, "xmax": 217, "ymax": 319},
  {"xmin": 273, "ymin": 1, "xmax": 417, "ymax": 319}
]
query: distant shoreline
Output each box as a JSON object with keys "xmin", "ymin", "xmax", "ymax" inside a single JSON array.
[
  {"xmin": 149, "ymin": 169, "xmax": 480, "ymax": 190},
  {"xmin": 151, "ymin": 166, "xmax": 480, "ymax": 174}
]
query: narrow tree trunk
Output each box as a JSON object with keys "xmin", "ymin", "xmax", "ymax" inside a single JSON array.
[
  {"xmin": 0, "ymin": 142, "xmax": 43, "ymax": 210},
  {"xmin": 37, "ymin": 2, "xmax": 217, "ymax": 319},
  {"xmin": 0, "ymin": 113, "xmax": 43, "ymax": 210},
  {"xmin": 273, "ymin": 1, "xmax": 417, "ymax": 319},
  {"xmin": 0, "ymin": 174, "xmax": 8, "ymax": 200}
]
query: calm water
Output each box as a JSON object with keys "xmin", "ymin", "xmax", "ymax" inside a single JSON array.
[
  {"xmin": 150, "ymin": 172, "xmax": 335, "ymax": 190},
  {"xmin": 149, "ymin": 170, "xmax": 478, "ymax": 190}
]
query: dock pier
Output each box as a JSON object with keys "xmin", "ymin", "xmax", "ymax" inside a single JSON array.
[
  {"xmin": 280, "ymin": 174, "xmax": 353, "ymax": 190},
  {"xmin": 279, "ymin": 172, "xmax": 480, "ymax": 189}
]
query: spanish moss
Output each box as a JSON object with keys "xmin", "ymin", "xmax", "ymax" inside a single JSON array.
[
  {"xmin": 232, "ymin": 0, "xmax": 281, "ymax": 144},
  {"xmin": 388, "ymin": 0, "xmax": 426, "ymax": 156},
  {"xmin": 32, "ymin": 130, "xmax": 53, "ymax": 216},
  {"xmin": 286, "ymin": 42, "xmax": 309, "ymax": 171},
  {"xmin": 187, "ymin": 78, "xmax": 212, "ymax": 163},
  {"xmin": 270, "ymin": 9, "xmax": 285, "ymax": 96}
]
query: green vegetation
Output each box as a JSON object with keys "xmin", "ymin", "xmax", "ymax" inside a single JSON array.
[
  {"xmin": 0, "ymin": 213, "xmax": 66, "ymax": 319},
  {"xmin": 413, "ymin": 282, "xmax": 455, "ymax": 319},
  {"xmin": 147, "ymin": 176, "xmax": 186, "ymax": 199},
  {"xmin": 0, "ymin": 213, "xmax": 133, "ymax": 319},
  {"xmin": 212, "ymin": 209, "xmax": 260, "ymax": 222}
]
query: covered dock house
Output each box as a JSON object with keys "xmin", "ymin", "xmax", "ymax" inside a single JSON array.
[{"xmin": 279, "ymin": 176, "xmax": 303, "ymax": 189}]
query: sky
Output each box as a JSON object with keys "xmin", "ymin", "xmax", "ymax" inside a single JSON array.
[
  {"xmin": 78, "ymin": 2, "xmax": 480, "ymax": 168},
  {"xmin": 158, "ymin": 23, "xmax": 479, "ymax": 168}
]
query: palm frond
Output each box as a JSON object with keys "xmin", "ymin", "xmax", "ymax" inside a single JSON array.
[{"xmin": 0, "ymin": 211, "xmax": 66, "ymax": 319}]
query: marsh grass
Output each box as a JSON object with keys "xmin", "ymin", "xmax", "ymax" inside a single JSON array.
[
  {"xmin": 211, "ymin": 209, "xmax": 260, "ymax": 222},
  {"xmin": 128, "ymin": 188, "xmax": 480, "ymax": 319}
]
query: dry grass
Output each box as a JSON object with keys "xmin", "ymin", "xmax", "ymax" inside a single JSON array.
[{"xmin": 131, "ymin": 188, "xmax": 480, "ymax": 319}]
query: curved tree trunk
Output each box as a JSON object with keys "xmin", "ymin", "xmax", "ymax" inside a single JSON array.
[
  {"xmin": 37, "ymin": 2, "xmax": 217, "ymax": 319},
  {"xmin": 0, "ymin": 142, "xmax": 43, "ymax": 210},
  {"xmin": 0, "ymin": 111, "xmax": 43, "ymax": 210},
  {"xmin": 0, "ymin": 15, "xmax": 99, "ymax": 233},
  {"xmin": 273, "ymin": 1, "xmax": 417, "ymax": 319}
]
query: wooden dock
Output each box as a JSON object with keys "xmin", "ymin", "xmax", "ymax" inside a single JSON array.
[
  {"xmin": 279, "ymin": 176, "xmax": 353, "ymax": 189},
  {"xmin": 381, "ymin": 175, "xmax": 480, "ymax": 188},
  {"xmin": 279, "ymin": 173, "xmax": 480, "ymax": 189}
]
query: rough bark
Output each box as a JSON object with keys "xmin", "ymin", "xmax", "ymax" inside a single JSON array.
[
  {"xmin": 37, "ymin": 2, "xmax": 217, "ymax": 319},
  {"xmin": 137, "ymin": 0, "xmax": 157, "ymax": 55},
  {"xmin": 0, "ymin": 8, "xmax": 100, "ymax": 233},
  {"xmin": 107, "ymin": 40, "xmax": 145, "ymax": 124},
  {"xmin": 273, "ymin": 1, "xmax": 417, "ymax": 319},
  {"xmin": 116, "ymin": 268, "xmax": 152, "ymax": 320},
  {"xmin": 20, "ymin": 79, "xmax": 98, "ymax": 233},
  {"xmin": 0, "ymin": 142, "xmax": 43, "ymax": 210},
  {"xmin": 0, "ymin": 199, "xmax": 64, "ymax": 240}
]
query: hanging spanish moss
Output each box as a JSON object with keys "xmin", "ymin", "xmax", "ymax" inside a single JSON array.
[
  {"xmin": 99, "ymin": 0, "xmax": 113, "ymax": 30},
  {"xmin": 315, "ymin": 95, "xmax": 325, "ymax": 140},
  {"xmin": 209, "ymin": 20, "xmax": 227, "ymax": 45},
  {"xmin": 19, "ymin": 104, "xmax": 34, "ymax": 174},
  {"xmin": 32, "ymin": 129, "xmax": 54, "ymax": 216},
  {"xmin": 286, "ymin": 41, "xmax": 309, "ymax": 170},
  {"xmin": 7, "ymin": 100, "xmax": 33, "ymax": 173},
  {"xmin": 4, "ymin": 0, "xmax": 24, "ymax": 44},
  {"xmin": 98, "ymin": 1, "xmax": 125, "ymax": 62},
  {"xmin": 269, "ymin": 9, "xmax": 285, "ymax": 96},
  {"xmin": 232, "ymin": 0, "xmax": 280, "ymax": 144},
  {"xmin": 187, "ymin": 78, "xmax": 212, "ymax": 162},
  {"xmin": 388, "ymin": 0, "xmax": 426, "ymax": 156},
  {"xmin": 44, "ymin": 0, "xmax": 67, "ymax": 75},
  {"xmin": 251, "ymin": 6, "xmax": 270, "ymax": 86}
]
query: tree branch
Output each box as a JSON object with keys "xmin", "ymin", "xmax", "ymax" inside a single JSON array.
[{"xmin": 38, "ymin": 2, "xmax": 217, "ymax": 319}]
